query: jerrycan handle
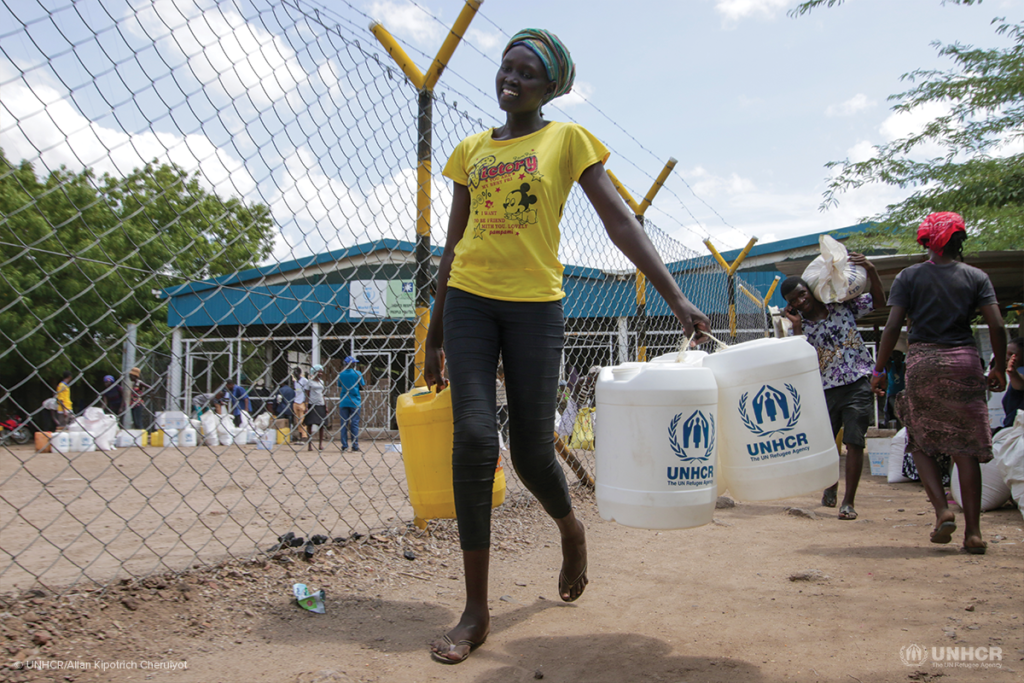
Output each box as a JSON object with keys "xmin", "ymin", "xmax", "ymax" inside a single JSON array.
[{"xmin": 411, "ymin": 384, "xmax": 446, "ymax": 404}]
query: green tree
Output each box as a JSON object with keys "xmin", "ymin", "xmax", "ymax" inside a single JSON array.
[
  {"xmin": 792, "ymin": 1, "xmax": 1024, "ymax": 252},
  {"xmin": 0, "ymin": 151, "xmax": 274, "ymax": 413}
]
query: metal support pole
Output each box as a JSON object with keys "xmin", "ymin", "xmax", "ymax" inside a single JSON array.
[
  {"xmin": 606, "ymin": 160, "xmax": 675, "ymax": 362},
  {"xmin": 704, "ymin": 237, "xmax": 759, "ymax": 344},
  {"xmin": 122, "ymin": 323, "xmax": 137, "ymax": 429},
  {"xmin": 413, "ymin": 88, "xmax": 433, "ymax": 387},
  {"xmin": 635, "ymin": 215, "xmax": 648, "ymax": 361},
  {"xmin": 169, "ymin": 327, "xmax": 182, "ymax": 411},
  {"xmin": 616, "ymin": 317, "xmax": 629, "ymax": 364},
  {"xmin": 372, "ymin": 1, "xmax": 482, "ymax": 388},
  {"xmin": 312, "ymin": 323, "xmax": 321, "ymax": 368}
]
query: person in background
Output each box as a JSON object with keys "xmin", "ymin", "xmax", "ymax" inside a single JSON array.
[
  {"xmin": 423, "ymin": 28, "xmax": 710, "ymax": 664},
  {"xmin": 305, "ymin": 365, "xmax": 327, "ymax": 451},
  {"xmin": 249, "ymin": 378, "xmax": 269, "ymax": 417},
  {"xmin": 223, "ymin": 379, "xmax": 251, "ymax": 428},
  {"xmin": 337, "ymin": 356, "xmax": 365, "ymax": 452},
  {"xmin": 129, "ymin": 367, "xmax": 150, "ymax": 431},
  {"xmin": 782, "ymin": 251, "xmax": 884, "ymax": 521},
  {"xmin": 275, "ymin": 380, "xmax": 295, "ymax": 426},
  {"xmin": 101, "ymin": 375, "xmax": 122, "ymax": 416},
  {"xmin": 871, "ymin": 212, "xmax": 1006, "ymax": 555},
  {"xmin": 292, "ymin": 367, "xmax": 308, "ymax": 442},
  {"xmin": 885, "ymin": 349, "xmax": 906, "ymax": 427},
  {"xmin": 1000, "ymin": 336, "xmax": 1023, "ymax": 430},
  {"xmin": 55, "ymin": 371, "xmax": 73, "ymax": 429}
]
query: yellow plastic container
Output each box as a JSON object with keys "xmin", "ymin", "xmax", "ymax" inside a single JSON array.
[
  {"xmin": 276, "ymin": 427, "xmax": 291, "ymax": 444},
  {"xmin": 396, "ymin": 386, "xmax": 505, "ymax": 527},
  {"xmin": 149, "ymin": 430, "xmax": 163, "ymax": 447}
]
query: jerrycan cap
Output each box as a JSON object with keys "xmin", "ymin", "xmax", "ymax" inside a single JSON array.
[{"xmin": 610, "ymin": 363, "xmax": 643, "ymax": 381}]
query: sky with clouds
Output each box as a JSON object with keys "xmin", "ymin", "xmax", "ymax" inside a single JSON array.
[
  {"xmin": 360, "ymin": 0, "xmax": 1021, "ymax": 252},
  {"xmin": 1, "ymin": 0, "xmax": 1019, "ymax": 264}
]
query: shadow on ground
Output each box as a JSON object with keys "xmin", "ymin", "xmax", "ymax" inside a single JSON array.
[
  {"xmin": 468, "ymin": 633, "xmax": 764, "ymax": 683},
  {"xmin": 796, "ymin": 543, "xmax": 965, "ymax": 560},
  {"xmin": 253, "ymin": 594, "xmax": 562, "ymax": 654}
]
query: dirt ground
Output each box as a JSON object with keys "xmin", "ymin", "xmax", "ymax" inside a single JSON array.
[{"xmin": 2, "ymin": 459, "xmax": 1022, "ymax": 683}]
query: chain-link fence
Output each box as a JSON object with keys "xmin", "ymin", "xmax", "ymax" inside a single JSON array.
[{"xmin": 0, "ymin": 0, "xmax": 770, "ymax": 593}]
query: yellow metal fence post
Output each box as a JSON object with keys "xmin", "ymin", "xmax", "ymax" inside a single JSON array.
[
  {"xmin": 371, "ymin": 0, "xmax": 483, "ymax": 386},
  {"xmin": 704, "ymin": 237, "xmax": 758, "ymax": 343},
  {"xmin": 607, "ymin": 158, "xmax": 676, "ymax": 362}
]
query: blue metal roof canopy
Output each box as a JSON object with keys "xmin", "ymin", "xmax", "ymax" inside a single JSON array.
[{"xmin": 161, "ymin": 225, "xmax": 874, "ymax": 328}]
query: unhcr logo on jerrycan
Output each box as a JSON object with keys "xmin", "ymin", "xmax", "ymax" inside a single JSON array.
[
  {"xmin": 667, "ymin": 409, "xmax": 715, "ymax": 486},
  {"xmin": 738, "ymin": 384, "xmax": 811, "ymax": 461}
]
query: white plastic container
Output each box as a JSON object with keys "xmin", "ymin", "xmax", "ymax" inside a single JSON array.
[
  {"xmin": 178, "ymin": 427, "xmax": 198, "ymax": 449},
  {"xmin": 156, "ymin": 410, "xmax": 190, "ymax": 430},
  {"xmin": 115, "ymin": 429, "xmax": 147, "ymax": 448},
  {"xmin": 162, "ymin": 428, "xmax": 180, "ymax": 446},
  {"xmin": 256, "ymin": 430, "xmax": 275, "ymax": 450},
  {"xmin": 702, "ymin": 337, "xmax": 838, "ymax": 501},
  {"xmin": 595, "ymin": 355, "xmax": 719, "ymax": 529},
  {"xmin": 51, "ymin": 431, "xmax": 72, "ymax": 455},
  {"xmin": 70, "ymin": 432, "xmax": 95, "ymax": 453},
  {"xmin": 232, "ymin": 428, "xmax": 248, "ymax": 446}
]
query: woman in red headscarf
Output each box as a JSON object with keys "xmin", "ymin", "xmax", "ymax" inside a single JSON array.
[{"xmin": 871, "ymin": 212, "xmax": 1007, "ymax": 554}]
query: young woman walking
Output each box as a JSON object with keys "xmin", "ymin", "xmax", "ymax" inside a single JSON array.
[{"xmin": 424, "ymin": 28, "xmax": 710, "ymax": 663}]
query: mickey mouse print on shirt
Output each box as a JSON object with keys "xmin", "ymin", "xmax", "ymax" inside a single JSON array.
[{"xmin": 502, "ymin": 183, "xmax": 538, "ymax": 225}]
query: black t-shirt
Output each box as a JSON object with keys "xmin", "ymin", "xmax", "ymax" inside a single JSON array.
[{"xmin": 888, "ymin": 260, "xmax": 997, "ymax": 346}]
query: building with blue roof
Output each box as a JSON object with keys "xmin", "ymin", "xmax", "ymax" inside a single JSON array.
[{"xmin": 159, "ymin": 224, "xmax": 875, "ymax": 427}]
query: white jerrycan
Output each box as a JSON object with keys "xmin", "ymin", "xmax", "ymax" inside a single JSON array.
[
  {"xmin": 702, "ymin": 337, "xmax": 838, "ymax": 501},
  {"xmin": 595, "ymin": 354, "xmax": 718, "ymax": 529}
]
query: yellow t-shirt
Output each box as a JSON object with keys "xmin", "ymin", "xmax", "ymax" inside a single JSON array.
[
  {"xmin": 442, "ymin": 122, "xmax": 610, "ymax": 301},
  {"xmin": 56, "ymin": 381, "xmax": 72, "ymax": 412}
]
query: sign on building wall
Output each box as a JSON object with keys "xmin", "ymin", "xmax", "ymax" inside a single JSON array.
[{"xmin": 350, "ymin": 280, "xmax": 415, "ymax": 319}]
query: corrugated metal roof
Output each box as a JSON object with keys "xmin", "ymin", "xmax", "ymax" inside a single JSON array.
[{"xmin": 164, "ymin": 224, "xmax": 876, "ymax": 327}]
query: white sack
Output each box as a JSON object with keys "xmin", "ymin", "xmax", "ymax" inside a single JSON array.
[
  {"xmin": 887, "ymin": 428, "xmax": 914, "ymax": 483},
  {"xmin": 950, "ymin": 460, "xmax": 1012, "ymax": 511},
  {"xmin": 254, "ymin": 412, "xmax": 272, "ymax": 432},
  {"xmin": 994, "ymin": 412, "xmax": 1024, "ymax": 517},
  {"xmin": 801, "ymin": 234, "xmax": 869, "ymax": 304},
  {"xmin": 201, "ymin": 412, "xmax": 219, "ymax": 445}
]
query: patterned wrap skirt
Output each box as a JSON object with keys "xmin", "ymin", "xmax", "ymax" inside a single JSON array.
[{"xmin": 896, "ymin": 343, "xmax": 993, "ymax": 467}]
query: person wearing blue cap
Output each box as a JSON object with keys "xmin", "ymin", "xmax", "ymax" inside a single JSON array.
[
  {"xmin": 337, "ymin": 356, "xmax": 365, "ymax": 452},
  {"xmin": 306, "ymin": 365, "xmax": 327, "ymax": 451},
  {"xmin": 100, "ymin": 375, "xmax": 122, "ymax": 416},
  {"xmin": 425, "ymin": 28, "xmax": 711, "ymax": 664}
]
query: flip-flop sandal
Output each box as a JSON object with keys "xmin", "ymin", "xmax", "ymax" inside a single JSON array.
[
  {"xmin": 559, "ymin": 563, "xmax": 588, "ymax": 603},
  {"xmin": 838, "ymin": 504, "xmax": 857, "ymax": 520},
  {"xmin": 930, "ymin": 520, "xmax": 957, "ymax": 544},
  {"xmin": 430, "ymin": 633, "xmax": 487, "ymax": 664},
  {"xmin": 821, "ymin": 489, "xmax": 837, "ymax": 508}
]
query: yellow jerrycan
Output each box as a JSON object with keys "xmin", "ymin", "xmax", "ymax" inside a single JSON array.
[{"xmin": 396, "ymin": 385, "xmax": 506, "ymax": 528}]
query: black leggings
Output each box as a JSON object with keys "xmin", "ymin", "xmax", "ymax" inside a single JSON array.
[{"xmin": 443, "ymin": 288, "xmax": 571, "ymax": 551}]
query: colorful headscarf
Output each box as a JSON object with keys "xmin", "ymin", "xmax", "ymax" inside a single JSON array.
[
  {"xmin": 503, "ymin": 28, "xmax": 575, "ymax": 104},
  {"xmin": 917, "ymin": 212, "xmax": 966, "ymax": 255}
]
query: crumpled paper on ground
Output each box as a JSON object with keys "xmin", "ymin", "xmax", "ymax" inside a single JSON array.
[{"xmin": 293, "ymin": 583, "xmax": 326, "ymax": 614}]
